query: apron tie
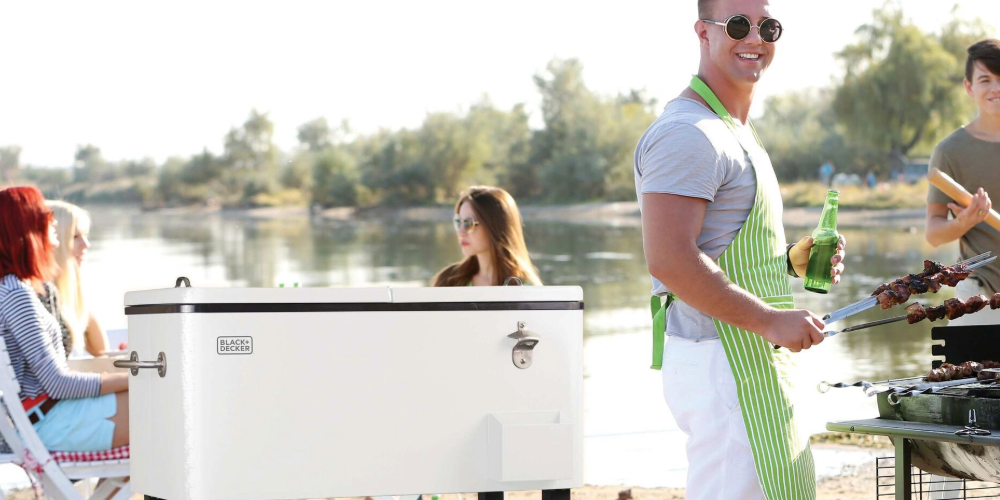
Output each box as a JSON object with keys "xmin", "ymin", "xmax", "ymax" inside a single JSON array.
[{"xmin": 649, "ymin": 294, "xmax": 674, "ymax": 370}]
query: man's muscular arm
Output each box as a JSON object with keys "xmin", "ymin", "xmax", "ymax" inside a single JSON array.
[{"xmin": 642, "ymin": 193, "xmax": 826, "ymax": 352}]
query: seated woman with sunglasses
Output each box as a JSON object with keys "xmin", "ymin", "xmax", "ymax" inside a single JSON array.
[
  {"xmin": 433, "ymin": 186, "xmax": 542, "ymax": 287},
  {"xmin": 0, "ymin": 186, "xmax": 130, "ymax": 452}
]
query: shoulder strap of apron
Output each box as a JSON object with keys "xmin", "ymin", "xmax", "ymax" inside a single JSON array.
[{"xmin": 689, "ymin": 75, "xmax": 764, "ymax": 148}]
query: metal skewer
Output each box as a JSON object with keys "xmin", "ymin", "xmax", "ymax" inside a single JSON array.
[{"xmin": 823, "ymin": 314, "xmax": 908, "ymax": 337}]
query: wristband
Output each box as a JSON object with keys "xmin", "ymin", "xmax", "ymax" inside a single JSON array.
[{"xmin": 786, "ymin": 242, "xmax": 799, "ymax": 278}]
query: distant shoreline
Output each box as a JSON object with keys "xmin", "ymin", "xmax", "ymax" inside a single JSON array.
[{"xmin": 134, "ymin": 201, "xmax": 927, "ymax": 229}]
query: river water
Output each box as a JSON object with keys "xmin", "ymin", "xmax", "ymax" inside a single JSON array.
[{"xmin": 7, "ymin": 206, "xmax": 963, "ymax": 489}]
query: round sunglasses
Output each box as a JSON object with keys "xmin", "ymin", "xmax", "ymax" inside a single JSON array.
[
  {"xmin": 453, "ymin": 216, "xmax": 480, "ymax": 234},
  {"xmin": 700, "ymin": 15, "xmax": 783, "ymax": 43}
]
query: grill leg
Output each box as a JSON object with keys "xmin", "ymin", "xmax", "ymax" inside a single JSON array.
[
  {"xmin": 895, "ymin": 438, "xmax": 912, "ymax": 500},
  {"xmin": 479, "ymin": 493, "xmax": 506, "ymax": 500},
  {"xmin": 542, "ymin": 489, "xmax": 571, "ymax": 500}
]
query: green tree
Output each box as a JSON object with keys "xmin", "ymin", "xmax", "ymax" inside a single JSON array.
[
  {"xmin": 222, "ymin": 110, "xmax": 280, "ymax": 206},
  {"xmin": 157, "ymin": 157, "xmax": 188, "ymax": 205},
  {"xmin": 417, "ymin": 112, "xmax": 487, "ymax": 201},
  {"xmin": 122, "ymin": 158, "xmax": 157, "ymax": 178},
  {"xmin": 524, "ymin": 59, "xmax": 656, "ymax": 201},
  {"xmin": 298, "ymin": 118, "xmax": 333, "ymax": 152},
  {"xmin": 73, "ymin": 144, "xmax": 109, "ymax": 183},
  {"xmin": 224, "ymin": 109, "xmax": 278, "ymax": 172},
  {"xmin": 468, "ymin": 100, "xmax": 532, "ymax": 190},
  {"xmin": 758, "ymin": 89, "xmax": 881, "ymax": 180},
  {"xmin": 357, "ymin": 130, "xmax": 434, "ymax": 205},
  {"xmin": 20, "ymin": 166, "xmax": 71, "ymax": 196},
  {"xmin": 832, "ymin": 4, "xmax": 988, "ymax": 175},
  {"xmin": 282, "ymin": 153, "xmax": 314, "ymax": 192},
  {"xmin": 180, "ymin": 149, "xmax": 224, "ymax": 186},
  {"xmin": 311, "ymin": 147, "xmax": 359, "ymax": 207},
  {"xmin": 0, "ymin": 146, "xmax": 21, "ymax": 183}
]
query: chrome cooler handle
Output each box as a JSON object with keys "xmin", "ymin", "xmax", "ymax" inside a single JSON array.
[{"xmin": 114, "ymin": 351, "xmax": 167, "ymax": 377}]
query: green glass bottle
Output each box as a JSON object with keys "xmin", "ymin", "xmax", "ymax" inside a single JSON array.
[{"xmin": 804, "ymin": 190, "xmax": 840, "ymax": 294}]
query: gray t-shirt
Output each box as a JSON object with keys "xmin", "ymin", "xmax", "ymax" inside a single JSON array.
[{"xmin": 634, "ymin": 98, "xmax": 757, "ymax": 340}]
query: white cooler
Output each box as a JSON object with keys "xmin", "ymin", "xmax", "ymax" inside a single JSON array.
[{"xmin": 122, "ymin": 280, "xmax": 584, "ymax": 500}]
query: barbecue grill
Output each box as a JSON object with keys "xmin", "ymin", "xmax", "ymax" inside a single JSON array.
[
  {"xmin": 120, "ymin": 279, "xmax": 584, "ymax": 500},
  {"xmin": 827, "ymin": 324, "xmax": 1000, "ymax": 498}
]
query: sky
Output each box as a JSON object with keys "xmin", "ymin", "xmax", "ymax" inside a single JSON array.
[{"xmin": 1, "ymin": 0, "xmax": 998, "ymax": 167}]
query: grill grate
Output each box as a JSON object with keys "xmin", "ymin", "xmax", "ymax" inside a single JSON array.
[{"xmin": 877, "ymin": 456, "xmax": 1000, "ymax": 498}]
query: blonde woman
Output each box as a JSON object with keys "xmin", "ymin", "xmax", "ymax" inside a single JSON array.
[
  {"xmin": 433, "ymin": 186, "xmax": 542, "ymax": 287},
  {"xmin": 47, "ymin": 201, "xmax": 109, "ymax": 357}
]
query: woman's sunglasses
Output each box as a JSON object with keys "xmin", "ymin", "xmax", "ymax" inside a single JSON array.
[
  {"xmin": 700, "ymin": 15, "xmax": 783, "ymax": 43},
  {"xmin": 453, "ymin": 216, "xmax": 480, "ymax": 234}
]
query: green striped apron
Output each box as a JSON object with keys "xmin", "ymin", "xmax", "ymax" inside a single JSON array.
[{"xmin": 650, "ymin": 76, "xmax": 816, "ymax": 499}]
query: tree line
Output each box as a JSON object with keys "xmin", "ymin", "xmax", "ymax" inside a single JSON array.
[{"xmin": 0, "ymin": 4, "xmax": 990, "ymax": 208}]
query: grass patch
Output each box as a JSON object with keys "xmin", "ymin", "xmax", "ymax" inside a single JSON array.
[{"xmin": 781, "ymin": 180, "xmax": 930, "ymax": 210}]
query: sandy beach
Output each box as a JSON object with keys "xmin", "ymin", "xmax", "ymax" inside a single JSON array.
[
  {"xmin": 6, "ymin": 468, "xmax": 881, "ymax": 500},
  {"xmin": 5, "ymin": 444, "xmax": 886, "ymax": 500}
]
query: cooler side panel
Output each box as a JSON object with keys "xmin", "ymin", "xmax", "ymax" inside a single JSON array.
[
  {"xmin": 183, "ymin": 309, "xmax": 582, "ymax": 500},
  {"xmin": 127, "ymin": 314, "xmax": 196, "ymax": 500}
]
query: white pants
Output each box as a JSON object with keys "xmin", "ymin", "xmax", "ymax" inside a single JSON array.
[
  {"xmin": 925, "ymin": 279, "xmax": 998, "ymax": 499},
  {"xmin": 662, "ymin": 336, "xmax": 765, "ymax": 500}
]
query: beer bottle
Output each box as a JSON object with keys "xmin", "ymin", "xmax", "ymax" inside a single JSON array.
[{"xmin": 804, "ymin": 190, "xmax": 840, "ymax": 294}]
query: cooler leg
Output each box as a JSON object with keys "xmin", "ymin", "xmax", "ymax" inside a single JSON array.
[
  {"xmin": 895, "ymin": 438, "xmax": 912, "ymax": 500},
  {"xmin": 478, "ymin": 492, "xmax": 506, "ymax": 500},
  {"xmin": 542, "ymin": 489, "xmax": 571, "ymax": 500}
]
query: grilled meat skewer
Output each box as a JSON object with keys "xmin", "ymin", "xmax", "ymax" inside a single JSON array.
[
  {"xmin": 823, "ymin": 291, "xmax": 999, "ymax": 340},
  {"xmin": 926, "ymin": 360, "xmax": 995, "ymax": 382},
  {"xmin": 873, "ymin": 260, "xmax": 974, "ymax": 309},
  {"xmin": 904, "ymin": 293, "xmax": 998, "ymax": 324}
]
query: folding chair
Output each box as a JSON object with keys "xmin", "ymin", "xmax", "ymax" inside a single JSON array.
[{"xmin": 0, "ymin": 336, "xmax": 131, "ymax": 500}]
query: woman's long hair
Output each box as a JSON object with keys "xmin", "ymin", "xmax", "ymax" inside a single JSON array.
[
  {"xmin": 433, "ymin": 186, "xmax": 542, "ymax": 287},
  {"xmin": 47, "ymin": 201, "xmax": 91, "ymax": 342},
  {"xmin": 0, "ymin": 186, "xmax": 57, "ymax": 283}
]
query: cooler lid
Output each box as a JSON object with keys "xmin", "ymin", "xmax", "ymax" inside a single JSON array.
[
  {"xmin": 389, "ymin": 286, "xmax": 583, "ymax": 303},
  {"xmin": 125, "ymin": 285, "xmax": 392, "ymax": 306}
]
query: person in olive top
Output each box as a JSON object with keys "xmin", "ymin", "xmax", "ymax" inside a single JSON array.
[
  {"xmin": 927, "ymin": 39, "xmax": 1000, "ymax": 326},
  {"xmin": 432, "ymin": 186, "xmax": 542, "ymax": 287}
]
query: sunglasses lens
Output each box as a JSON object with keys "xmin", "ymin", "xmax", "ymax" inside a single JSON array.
[
  {"xmin": 726, "ymin": 15, "xmax": 752, "ymax": 40},
  {"xmin": 761, "ymin": 18, "xmax": 782, "ymax": 42},
  {"xmin": 453, "ymin": 218, "xmax": 476, "ymax": 233}
]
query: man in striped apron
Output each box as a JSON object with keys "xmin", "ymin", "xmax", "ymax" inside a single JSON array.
[{"xmin": 634, "ymin": 0, "xmax": 847, "ymax": 499}]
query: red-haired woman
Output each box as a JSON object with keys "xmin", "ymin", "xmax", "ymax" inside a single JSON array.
[{"xmin": 0, "ymin": 186, "xmax": 129, "ymax": 451}]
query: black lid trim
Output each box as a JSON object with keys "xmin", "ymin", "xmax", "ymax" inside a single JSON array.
[{"xmin": 125, "ymin": 301, "xmax": 584, "ymax": 315}]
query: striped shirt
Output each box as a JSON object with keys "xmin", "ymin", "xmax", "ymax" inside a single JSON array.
[{"xmin": 0, "ymin": 274, "xmax": 101, "ymax": 400}]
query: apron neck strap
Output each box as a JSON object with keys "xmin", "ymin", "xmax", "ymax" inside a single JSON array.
[{"xmin": 689, "ymin": 75, "xmax": 763, "ymax": 148}]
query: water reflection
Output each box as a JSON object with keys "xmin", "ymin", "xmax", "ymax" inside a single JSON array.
[{"xmin": 87, "ymin": 208, "xmax": 960, "ymax": 383}]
